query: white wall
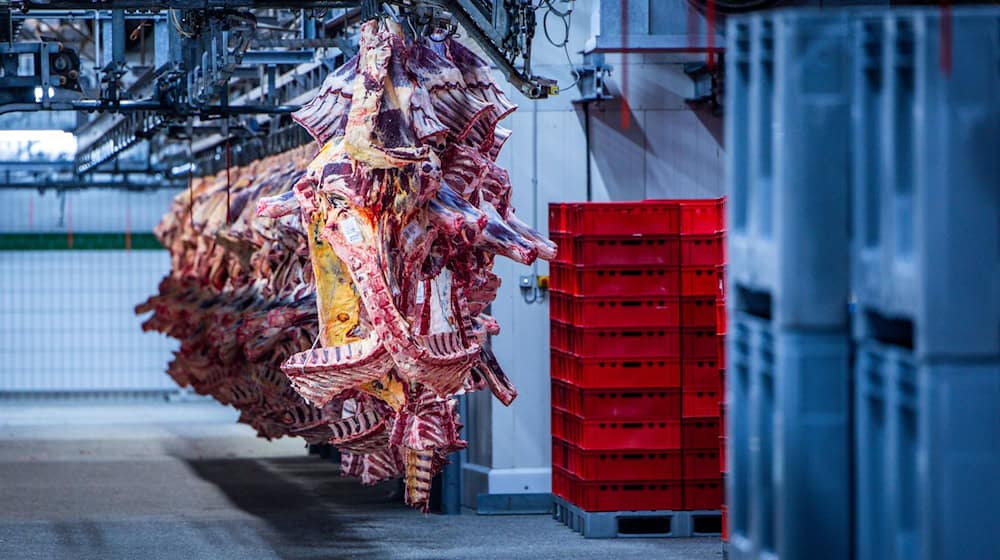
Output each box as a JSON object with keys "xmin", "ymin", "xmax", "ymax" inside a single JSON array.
[
  {"xmin": 467, "ymin": 0, "xmax": 725, "ymax": 501},
  {"xmin": 0, "ymin": 188, "xmax": 182, "ymax": 395},
  {"xmin": 0, "ymin": 251, "xmax": 179, "ymax": 393},
  {"xmin": 0, "ymin": 189, "xmax": 178, "ymax": 233}
]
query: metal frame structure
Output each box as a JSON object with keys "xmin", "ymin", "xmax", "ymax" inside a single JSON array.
[{"xmin": 0, "ymin": 0, "xmax": 557, "ymax": 191}]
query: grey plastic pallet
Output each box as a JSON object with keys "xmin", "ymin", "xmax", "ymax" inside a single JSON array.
[
  {"xmin": 850, "ymin": 8, "xmax": 1000, "ymax": 359},
  {"xmin": 855, "ymin": 341, "xmax": 1000, "ymax": 560},
  {"xmin": 725, "ymin": 10, "xmax": 852, "ymax": 330},
  {"xmin": 551, "ymin": 496, "xmax": 721, "ymax": 539},
  {"xmin": 726, "ymin": 314, "xmax": 851, "ymax": 560}
]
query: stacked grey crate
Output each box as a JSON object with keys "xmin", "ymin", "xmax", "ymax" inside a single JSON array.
[
  {"xmin": 849, "ymin": 10, "xmax": 1000, "ymax": 560},
  {"xmin": 724, "ymin": 7, "xmax": 999, "ymax": 560},
  {"xmin": 725, "ymin": 11, "xmax": 853, "ymax": 560}
]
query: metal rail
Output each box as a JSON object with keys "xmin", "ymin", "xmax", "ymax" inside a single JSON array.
[
  {"xmin": 4, "ymin": 0, "xmax": 556, "ymax": 189},
  {"xmin": 15, "ymin": 1, "xmax": 361, "ymax": 9}
]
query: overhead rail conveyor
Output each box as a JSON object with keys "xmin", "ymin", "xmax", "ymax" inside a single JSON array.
[{"xmin": 0, "ymin": 0, "xmax": 557, "ymax": 190}]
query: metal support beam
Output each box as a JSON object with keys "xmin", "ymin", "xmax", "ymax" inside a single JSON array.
[
  {"xmin": 153, "ymin": 15, "xmax": 181, "ymax": 71},
  {"xmin": 100, "ymin": 9, "xmax": 125, "ymax": 71},
  {"xmin": 241, "ymin": 50, "xmax": 314, "ymax": 65},
  {"xmin": 17, "ymin": 1, "xmax": 364, "ymax": 10},
  {"xmin": 12, "ymin": 10, "xmax": 168, "ymax": 20},
  {"xmin": 0, "ymin": 160, "xmax": 75, "ymax": 172},
  {"xmin": 301, "ymin": 9, "xmax": 317, "ymax": 39},
  {"xmin": 0, "ymin": 179, "xmax": 184, "ymax": 191}
]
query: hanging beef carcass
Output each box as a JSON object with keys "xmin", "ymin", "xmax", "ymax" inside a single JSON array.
[
  {"xmin": 141, "ymin": 18, "xmax": 554, "ymax": 512},
  {"xmin": 138, "ymin": 147, "xmax": 354, "ymax": 444},
  {"xmin": 259, "ymin": 20, "xmax": 554, "ymax": 509}
]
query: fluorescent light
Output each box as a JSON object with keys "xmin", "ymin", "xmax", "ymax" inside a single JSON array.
[{"xmin": 0, "ymin": 130, "xmax": 78, "ymax": 160}]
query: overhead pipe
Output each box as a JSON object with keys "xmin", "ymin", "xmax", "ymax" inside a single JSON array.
[{"xmin": 71, "ymin": 99, "xmax": 301, "ymax": 114}]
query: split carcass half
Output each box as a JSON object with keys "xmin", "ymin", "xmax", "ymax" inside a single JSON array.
[
  {"xmin": 268, "ymin": 20, "xmax": 554, "ymax": 510},
  {"xmin": 138, "ymin": 147, "xmax": 356, "ymax": 445},
  {"xmin": 142, "ymin": 18, "xmax": 554, "ymax": 513}
]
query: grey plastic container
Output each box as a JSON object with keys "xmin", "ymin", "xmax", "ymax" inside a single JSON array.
[
  {"xmin": 726, "ymin": 313, "xmax": 851, "ymax": 560},
  {"xmin": 855, "ymin": 341, "xmax": 1000, "ymax": 560},
  {"xmin": 850, "ymin": 8, "xmax": 1000, "ymax": 359},
  {"xmin": 726, "ymin": 11, "xmax": 852, "ymax": 330}
]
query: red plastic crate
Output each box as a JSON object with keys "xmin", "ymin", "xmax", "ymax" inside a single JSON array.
[
  {"xmin": 679, "ymin": 297, "xmax": 719, "ymax": 328},
  {"xmin": 551, "ymin": 293, "xmax": 717, "ymax": 329},
  {"xmin": 683, "ymin": 388, "xmax": 723, "ymax": 418},
  {"xmin": 572, "ymin": 477, "xmax": 684, "ymax": 512},
  {"xmin": 551, "ymin": 409, "xmax": 566, "ymax": 440},
  {"xmin": 680, "ymin": 267, "xmax": 722, "ymax": 296},
  {"xmin": 718, "ymin": 334, "xmax": 726, "ymax": 369},
  {"xmin": 550, "ymin": 322, "xmax": 682, "ymax": 359},
  {"xmin": 681, "ymin": 328, "xmax": 721, "ymax": 359},
  {"xmin": 551, "ymin": 264, "xmax": 680, "ymax": 297},
  {"xmin": 679, "ymin": 199, "xmax": 725, "ymax": 234},
  {"xmin": 680, "ymin": 234, "xmax": 726, "ymax": 266},
  {"xmin": 553, "ymin": 234, "xmax": 680, "ymax": 266},
  {"xmin": 549, "ymin": 293, "xmax": 675, "ymax": 328},
  {"xmin": 716, "ymin": 300, "xmax": 727, "ymax": 334},
  {"xmin": 716, "ymin": 264, "xmax": 727, "ymax": 299},
  {"xmin": 550, "ymin": 351, "xmax": 682, "ymax": 389},
  {"xmin": 719, "ymin": 436, "xmax": 728, "ymax": 473},
  {"xmin": 684, "ymin": 478, "xmax": 724, "ymax": 510},
  {"xmin": 682, "ymin": 418, "xmax": 721, "ymax": 448},
  {"xmin": 681, "ymin": 359, "xmax": 723, "ymax": 388},
  {"xmin": 568, "ymin": 201, "xmax": 681, "ymax": 237},
  {"xmin": 684, "ymin": 449, "xmax": 722, "ymax": 479},
  {"xmin": 566, "ymin": 446, "xmax": 683, "ymax": 481},
  {"xmin": 551, "ymin": 381, "xmax": 680, "ymax": 419},
  {"xmin": 548, "ymin": 203, "xmax": 578, "ymax": 235},
  {"xmin": 553, "ymin": 438, "xmax": 569, "ymax": 471},
  {"xmin": 552, "ymin": 465, "xmax": 573, "ymax": 499},
  {"xmin": 555, "ymin": 409, "xmax": 682, "ymax": 450}
]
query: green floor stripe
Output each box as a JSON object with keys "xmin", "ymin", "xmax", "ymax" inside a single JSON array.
[{"xmin": 0, "ymin": 233, "xmax": 163, "ymax": 251}]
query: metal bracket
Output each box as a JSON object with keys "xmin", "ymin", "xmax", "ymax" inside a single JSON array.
[
  {"xmin": 683, "ymin": 61, "xmax": 722, "ymax": 114},
  {"xmin": 573, "ymin": 56, "xmax": 613, "ymax": 102}
]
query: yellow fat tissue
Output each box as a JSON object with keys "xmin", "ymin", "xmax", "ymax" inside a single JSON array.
[
  {"xmin": 308, "ymin": 210, "xmax": 359, "ymax": 347},
  {"xmin": 308, "ymin": 211, "xmax": 404, "ymax": 411}
]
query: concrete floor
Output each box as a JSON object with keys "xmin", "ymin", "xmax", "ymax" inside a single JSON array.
[{"xmin": 0, "ymin": 399, "xmax": 723, "ymax": 560}]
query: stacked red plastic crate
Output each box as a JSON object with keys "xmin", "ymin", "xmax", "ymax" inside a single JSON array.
[
  {"xmin": 678, "ymin": 200, "xmax": 726, "ymax": 513},
  {"xmin": 548, "ymin": 199, "xmax": 726, "ymax": 514},
  {"xmin": 718, "ymin": 262, "xmax": 728, "ymax": 540}
]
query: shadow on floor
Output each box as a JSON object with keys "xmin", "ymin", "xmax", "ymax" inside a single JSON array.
[{"xmin": 181, "ymin": 455, "xmax": 400, "ymax": 558}]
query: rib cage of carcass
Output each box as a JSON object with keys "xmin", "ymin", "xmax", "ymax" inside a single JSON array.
[
  {"xmin": 138, "ymin": 146, "xmax": 350, "ymax": 443},
  {"xmin": 141, "ymin": 18, "xmax": 554, "ymax": 512},
  {"xmin": 260, "ymin": 19, "xmax": 555, "ymax": 509}
]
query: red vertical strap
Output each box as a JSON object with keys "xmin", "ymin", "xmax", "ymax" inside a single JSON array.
[
  {"xmin": 187, "ymin": 139, "xmax": 195, "ymax": 229},
  {"xmin": 66, "ymin": 197, "xmax": 73, "ymax": 250},
  {"xmin": 939, "ymin": 0, "xmax": 952, "ymax": 76},
  {"xmin": 620, "ymin": 0, "xmax": 630, "ymax": 130},
  {"xmin": 706, "ymin": 0, "xmax": 716, "ymax": 70},
  {"xmin": 225, "ymin": 138, "xmax": 232, "ymax": 224},
  {"xmin": 125, "ymin": 203, "xmax": 131, "ymax": 252}
]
